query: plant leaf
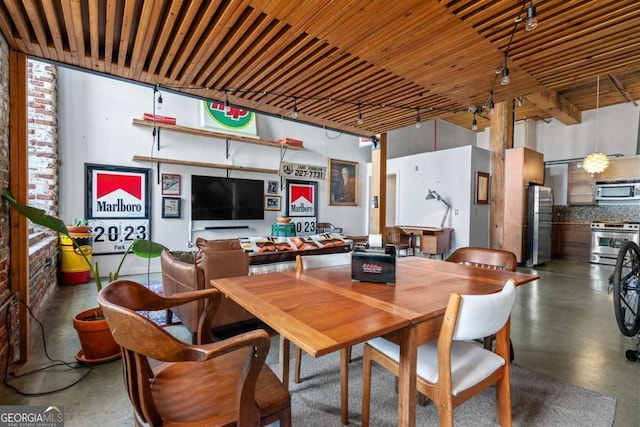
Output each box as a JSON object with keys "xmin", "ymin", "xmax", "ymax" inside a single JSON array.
[
  {"xmin": 130, "ymin": 239, "xmax": 167, "ymax": 258},
  {"xmin": 2, "ymin": 190, "xmax": 69, "ymax": 235}
]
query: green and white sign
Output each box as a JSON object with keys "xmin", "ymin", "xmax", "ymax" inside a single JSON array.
[{"xmin": 200, "ymin": 101, "xmax": 258, "ymax": 137}]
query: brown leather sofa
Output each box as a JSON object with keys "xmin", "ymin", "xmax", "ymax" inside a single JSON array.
[{"xmin": 160, "ymin": 238, "xmax": 254, "ymax": 340}]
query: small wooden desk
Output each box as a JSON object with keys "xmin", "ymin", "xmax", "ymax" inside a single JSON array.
[
  {"xmin": 398, "ymin": 226, "xmax": 453, "ymax": 257},
  {"xmin": 211, "ymin": 257, "xmax": 539, "ymax": 427}
]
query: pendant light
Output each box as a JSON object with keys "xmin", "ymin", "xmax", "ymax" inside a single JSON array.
[{"xmin": 583, "ymin": 76, "xmax": 609, "ymax": 174}]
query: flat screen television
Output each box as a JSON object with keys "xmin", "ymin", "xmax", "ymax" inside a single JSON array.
[{"xmin": 191, "ymin": 175, "xmax": 264, "ymax": 220}]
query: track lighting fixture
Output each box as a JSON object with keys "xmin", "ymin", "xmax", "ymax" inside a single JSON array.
[
  {"xmin": 356, "ymin": 104, "xmax": 363, "ymax": 125},
  {"xmin": 526, "ymin": 1, "xmax": 538, "ymax": 31},
  {"xmin": 415, "ymin": 108, "xmax": 421, "ymax": 128},
  {"xmin": 501, "ymin": 66, "xmax": 510, "ymax": 86},
  {"xmin": 154, "ymin": 85, "xmax": 163, "ymax": 110},
  {"xmin": 292, "ymin": 97, "xmax": 298, "ymax": 119}
]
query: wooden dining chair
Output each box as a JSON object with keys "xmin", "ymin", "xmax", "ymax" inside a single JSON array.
[
  {"xmin": 362, "ymin": 280, "xmax": 517, "ymax": 427},
  {"xmin": 294, "ymin": 252, "xmax": 353, "ymax": 424},
  {"xmin": 386, "ymin": 226, "xmax": 414, "ymax": 256},
  {"xmin": 445, "ymin": 246, "xmax": 517, "ymax": 358},
  {"xmin": 98, "ymin": 280, "xmax": 291, "ymax": 427}
]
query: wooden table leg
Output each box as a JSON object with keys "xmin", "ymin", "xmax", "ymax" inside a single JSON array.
[
  {"xmin": 279, "ymin": 336, "xmax": 290, "ymax": 391},
  {"xmin": 340, "ymin": 348, "xmax": 349, "ymax": 425},
  {"xmin": 398, "ymin": 326, "xmax": 417, "ymax": 427}
]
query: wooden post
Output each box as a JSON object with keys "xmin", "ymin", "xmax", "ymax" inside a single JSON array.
[
  {"xmin": 489, "ymin": 100, "xmax": 513, "ymax": 250},
  {"xmin": 370, "ymin": 133, "xmax": 387, "ymax": 237},
  {"xmin": 9, "ymin": 50, "xmax": 29, "ymax": 363}
]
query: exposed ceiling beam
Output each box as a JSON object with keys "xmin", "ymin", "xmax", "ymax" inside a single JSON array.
[{"xmin": 525, "ymin": 89, "xmax": 581, "ymax": 126}]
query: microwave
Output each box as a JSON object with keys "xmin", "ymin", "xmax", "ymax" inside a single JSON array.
[{"xmin": 595, "ymin": 182, "xmax": 640, "ymax": 201}]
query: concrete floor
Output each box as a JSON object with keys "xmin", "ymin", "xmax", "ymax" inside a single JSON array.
[{"xmin": 1, "ymin": 259, "xmax": 638, "ymax": 426}]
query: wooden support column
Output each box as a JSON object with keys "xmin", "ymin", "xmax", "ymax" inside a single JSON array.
[
  {"xmin": 489, "ymin": 100, "xmax": 513, "ymax": 250},
  {"xmin": 9, "ymin": 50, "xmax": 29, "ymax": 363},
  {"xmin": 370, "ymin": 133, "xmax": 387, "ymax": 237}
]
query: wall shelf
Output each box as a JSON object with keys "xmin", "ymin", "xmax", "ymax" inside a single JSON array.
[
  {"xmin": 132, "ymin": 155, "xmax": 278, "ymax": 175},
  {"xmin": 132, "ymin": 118, "xmax": 302, "ymax": 150}
]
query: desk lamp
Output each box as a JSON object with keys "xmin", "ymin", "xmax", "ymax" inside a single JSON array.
[{"xmin": 425, "ymin": 189, "xmax": 451, "ymax": 229}]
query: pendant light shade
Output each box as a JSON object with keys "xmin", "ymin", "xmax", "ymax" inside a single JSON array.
[
  {"xmin": 583, "ymin": 76, "xmax": 609, "ymax": 175},
  {"xmin": 583, "ymin": 152, "xmax": 610, "ymax": 174}
]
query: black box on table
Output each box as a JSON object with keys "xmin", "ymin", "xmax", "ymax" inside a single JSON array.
[{"xmin": 351, "ymin": 245, "xmax": 396, "ymax": 285}]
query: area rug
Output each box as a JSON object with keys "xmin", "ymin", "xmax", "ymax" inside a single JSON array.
[{"xmin": 274, "ymin": 344, "xmax": 617, "ymax": 427}]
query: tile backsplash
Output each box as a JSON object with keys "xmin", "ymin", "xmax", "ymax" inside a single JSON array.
[{"xmin": 553, "ymin": 204, "xmax": 640, "ymax": 224}]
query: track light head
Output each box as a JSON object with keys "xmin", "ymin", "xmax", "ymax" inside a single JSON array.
[
  {"xmin": 526, "ymin": 1, "xmax": 538, "ymax": 31},
  {"xmin": 501, "ymin": 67, "xmax": 510, "ymax": 86}
]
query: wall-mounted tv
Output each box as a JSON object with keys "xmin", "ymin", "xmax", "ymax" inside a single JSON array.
[{"xmin": 191, "ymin": 175, "xmax": 264, "ymax": 220}]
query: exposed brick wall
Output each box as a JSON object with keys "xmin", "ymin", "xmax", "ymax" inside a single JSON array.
[
  {"xmin": 0, "ymin": 31, "xmax": 15, "ymax": 380},
  {"xmin": 0, "ymin": 44, "xmax": 59, "ymax": 377},
  {"xmin": 27, "ymin": 60, "xmax": 59, "ymax": 318}
]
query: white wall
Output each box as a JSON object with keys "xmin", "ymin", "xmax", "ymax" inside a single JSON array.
[
  {"xmin": 386, "ymin": 119, "xmax": 476, "ymax": 158},
  {"xmin": 380, "ymin": 145, "xmax": 491, "ymax": 252},
  {"xmin": 477, "ymin": 103, "xmax": 640, "ymax": 160},
  {"xmin": 57, "ymin": 68, "xmax": 369, "ymax": 275}
]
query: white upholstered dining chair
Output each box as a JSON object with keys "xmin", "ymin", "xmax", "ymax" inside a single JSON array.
[{"xmin": 362, "ymin": 279, "xmax": 517, "ymax": 427}]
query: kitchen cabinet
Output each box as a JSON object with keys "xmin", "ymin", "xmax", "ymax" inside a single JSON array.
[
  {"xmin": 597, "ymin": 156, "xmax": 640, "ymax": 181},
  {"xmin": 504, "ymin": 147, "xmax": 544, "ymax": 262},
  {"xmin": 567, "ymin": 160, "xmax": 596, "ymax": 205},
  {"xmin": 551, "ymin": 223, "xmax": 591, "ymax": 263}
]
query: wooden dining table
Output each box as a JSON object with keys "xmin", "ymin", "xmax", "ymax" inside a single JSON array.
[{"xmin": 210, "ymin": 256, "xmax": 539, "ymax": 427}]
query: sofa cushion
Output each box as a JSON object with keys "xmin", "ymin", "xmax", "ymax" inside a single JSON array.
[{"xmin": 195, "ymin": 237, "xmax": 242, "ymax": 252}]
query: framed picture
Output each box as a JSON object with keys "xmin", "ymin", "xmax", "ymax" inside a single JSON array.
[
  {"xmin": 267, "ymin": 180, "xmax": 279, "ymax": 194},
  {"xmin": 286, "ymin": 180, "xmax": 318, "ymax": 217},
  {"xmin": 328, "ymin": 158, "xmax": 359, "ymax": 206},
  {"xmin": 264, "ymin": 195, "xmax": 281, "ymax": 211},
  {"xmin": 476, "ymin": 171, "xmax": 490, "ymax": 204},
  {"xmin": 86, "ymin": 163, "xmax": 151, "ymax": 219},
  {"xmin": 162, "ymin": 197, "xmax": 181, "ymax": 218},
  {"xmin": 161, "ymin": 173, "xmax": 181, "ymax": 195}
]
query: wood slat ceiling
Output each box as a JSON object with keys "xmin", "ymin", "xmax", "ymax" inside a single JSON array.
[{"xmin": 0, "ymin": 0, "xmax": 638, "ymax": 137}]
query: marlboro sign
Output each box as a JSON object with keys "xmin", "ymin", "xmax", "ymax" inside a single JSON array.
[
  {"xmin": 86, "ymin": 164, "xmax": 151, "ymax": 219},
  {"xmin": 286, "ymin": 180, "xmax": 317, "ymax": 218}
]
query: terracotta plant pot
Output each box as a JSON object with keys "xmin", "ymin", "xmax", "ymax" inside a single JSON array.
[
  {"xmin": 72, "ymin": 307, "xmax": 121, "ymax": 363},
  {"xmin": 276, "ymin": 217, "xmax": 292, "ymax": 224}
]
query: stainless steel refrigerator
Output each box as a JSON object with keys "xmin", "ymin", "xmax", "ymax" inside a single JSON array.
[{"xmin": 526, "ymin": 184, "xmax": 553, "ymax": 267}]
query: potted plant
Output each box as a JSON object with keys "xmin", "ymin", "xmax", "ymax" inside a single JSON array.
[
  {"xmin": 2, "ymin": 189, "xmax": 167, "ymax": 363},
  {"xmin": 276, "ymin": 213, "xmax": 292, "ymax": 224}
]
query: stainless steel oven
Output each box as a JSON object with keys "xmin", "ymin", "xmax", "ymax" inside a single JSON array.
[{"xmin": 590, "ymin": 222, "xmax": 640, "ymax": 265}]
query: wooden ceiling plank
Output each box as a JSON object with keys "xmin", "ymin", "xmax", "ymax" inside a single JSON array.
[
  {"xmin": 157, "ymin": 0, "xmax": 204, "ymax": 79},
  {"xmin": 130, "ymin": 0, "xmax": 164, "ymax": 77},
  {"xmin": 68, "ymin": 0, "xmax": 85, "ymax": 68},
  {"xmin": 145, "ymin": 0, "xmax": 184, "ymax": 79},
  {"xmin": 166, "ymin": 1, "xmax": 232, "ymax": 82},
  {"xmin": 4, "ymin": 0, "xmax": 43, "ymax": 57},
  {"xmin": 0, "ymin": 6, "xmax": 20, "ymax": 49},
  {"xmin": 59, "ymin": 0, "xmax": 79, "ymax": 66},
  {"xmin": 22, "ymin": 0, "xmax": 55, "ymax": 60},
  {"xmin": 116, "ymin": 0, "xmax": 137, "ymax": 76},
  {"xmin": 191, "ymin": 8, "xmax": 275, "ymax": 89},
  {"xmin": 233, "ymin": 36, "xmax": 336, "ymax": 100},
  {"xmin": 41, "ymin": 0, "xmax": 67, "ymax": 63},
  {"xmin": 103, "ymin": 0, "xmax": 117, "ymax": 74},
  {"xmin": 88, "ymin": 0, "xmax": 102, "ymax": 72}
]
